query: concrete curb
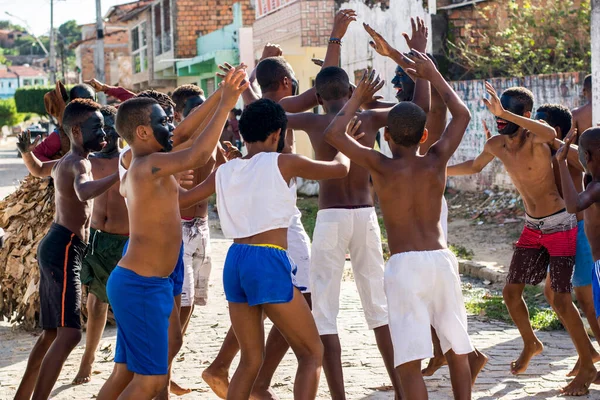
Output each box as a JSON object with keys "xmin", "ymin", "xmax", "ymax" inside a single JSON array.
[{"xmin": 458, "ymin": 259, "xmax": 506, "ymax": 283}]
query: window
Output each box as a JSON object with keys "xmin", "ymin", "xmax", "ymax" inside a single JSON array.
[
  {"xmin": 154, "ymin": 0, "xmax": 172, "ymax": 56},
  {"xmin": 131, "ymin": 22, "xmax": 148, "ymax": 73},
  {"xmin": 23, "ymin": 79, "xmax": 32, "ymax": 86},
  {"xmin": 35, "ymin": 79, "xmax": 44, "ymax": 85},
  {"xmin": 205, "ymin": 78, "xmax": 215, "ymax": 95},
  {"xmin": 8, "ymin": 81, "xmax": 12, "ymax": 88}
]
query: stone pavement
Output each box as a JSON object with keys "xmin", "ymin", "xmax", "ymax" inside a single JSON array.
[{"xmin": 0, "ymin": 228, "xmax": 598, "ymax": 399}]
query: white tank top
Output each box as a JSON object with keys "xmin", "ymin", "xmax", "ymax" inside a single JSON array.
[{"xmin": 216, "ymin": 152, "xmax": 296, "ymax": 239}]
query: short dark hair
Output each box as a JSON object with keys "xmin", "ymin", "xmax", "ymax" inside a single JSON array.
[
  {"xmin": 172, "ymin": 84, "xmax": 205, "ymax": 113},
  {"xmin": 69, "ymin": 84, "xmax": 95, "ymax": 101},
  {"xmin": 256, "ymin": 57, "xmax": 293, "ymax": 93},
  {"xmin": 387, "ymin": 102, "xmax": 427, "ymax": 146},
  {"xmin": 239, "ymin": 99, "xmax": 287, "ymax": 143},
  {"xmin": 584, "ymin": 74, "xmax": 592, "ymax": 91},
  {"xmin": 315, "ymin": 67, "xmax": 351, "ymax": 101},
  {"xmin": 100, "ymin": 105, "xmax": 117, "ymax": 118},
  {"xmin": 579, "ymin": 127, "xmax": 600, "ymax": 156},
  {"xmin": 62, "ymin": 98, "xmax": 102, "ymax": 139},
  {"xmin": 535, "ymin": 104, "xmax": 572, "ymax": 139},
  {"xmin": 115, "ymin": 97, "xmax": 158, "ymax": 143},
  {"xmin": 136, "ymin": 89, "xmax": 175, "ymax": 111},
  {"xmin": 501, "ymin": 87, "xmax": 534, "ymax": 114}
]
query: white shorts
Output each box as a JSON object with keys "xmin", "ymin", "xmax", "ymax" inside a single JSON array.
[
  {"xmin": 441, "ymin": 196, "xmax": 448, "ymax": 245},
  {"xmin": 310, "ymin": 207, "xmax": 388, "ymax": 335},
  {"xmin": 181, "ymin": 217, "xmax": 212, "ymax": 307},
  {"xmin": 288, "ymin": 209, "xmax": 311, "ymax": 293},
  {"xmin": 385, "ymin": 249, "xmax": 473, "ymax": 367}
]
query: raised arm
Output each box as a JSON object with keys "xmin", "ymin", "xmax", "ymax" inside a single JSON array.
[
  {"xmin": 483, "ymin": 81, "xmax": 556, "ymax": 143},
  {"xmin": 447, "ymin": 140, "xmax": 495, "ymax": 176},
  {"xmin": 85, "ymin": 79, "xmax": 135, "ymax": 102},
  {"xmin": 324, "ymin": 70, "xmax": 387, "ymax": 172},
  {"xmin": 73, "ymin": 161, "xmax": 119, "ymax": 201},
  {"xmin": 144, "ymin": 69, "xmax": 249, "ymax": 178},
  {"xmin": 549, "ymin": 130, "xmax": 585, "ymax": 172},
  {"xmin": 172, "ymin": 85, "xmax": 223, "ymax": 147},
  {"xmin": 32, "ymin": 130, "xmax": 62, "ymax": 161},
  {"xmin": 556, "ymin": 135, "xmax": 600, "ymax": 212},
  {"xmin": 178, "ymin": 170, "xmax": 217, "ymax": 209},
  {"xmin": 17, "ymin": 131, "xmax": 58, "ymax": 177},
  {"xmin": 279, "ymin": 152, "xmax": 350, "ymax": 183}
]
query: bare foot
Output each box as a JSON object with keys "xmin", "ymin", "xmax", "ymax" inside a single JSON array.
[
  {"xmin": 202, "ymin": 366, "xmax": 229, "ymax": 399},
  {"xmin": 170, "ymin": 380, "xmax": 192, "ymax": 396},
  {"xmin": 560, "ymin": 365, "xmax": 596, "ymax": 396},
  {"xmin": 421, "ymin": 355, "xmax": 447, "ymax": 376},
  {"xmin": 567, "ymin": 352, "xmax": 600, "ymax": 377},
  {"xmin": 250, "ymin": 387, "xmax": 280, "ymax": 400},
  {"xmin": 72, "ymin": 362, "xmax": 93, "ymax": 385},
  {"xmin": 511, "ymin": 340, "xmax": 543, "ymax": 375},
  {"xmin": 469, "ymin": 349, "xmax": 489, "ymax": 386}
]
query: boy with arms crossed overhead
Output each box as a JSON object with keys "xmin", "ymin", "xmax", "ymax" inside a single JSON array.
[
  {"xmin": 324, "ymin": 53, "xmax": 473, "ymax": 400},
  {"xmin": 15, "ymin": 99, "xmax": 119, "ymax": 400},
  {"xmin": 448, "ymin": 83, "xmax": 597, "ymax": 396},
  {"xmin": 95, "ymin": 69, "xmax": 247, "ymax": 400}
]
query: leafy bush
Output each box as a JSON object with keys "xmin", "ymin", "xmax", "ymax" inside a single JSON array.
[
  {"xmin": 0, "ymin": 98, "xmax": 24, "ymax": 127},
  {"xmin": 14, "ymin": 86, "xmax": 54, "ymax": 116}
]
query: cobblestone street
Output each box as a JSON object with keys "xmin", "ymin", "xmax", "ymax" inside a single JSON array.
[{"xmin": 0, "ymin": 228, "xmax": 597, "ymax": 399}]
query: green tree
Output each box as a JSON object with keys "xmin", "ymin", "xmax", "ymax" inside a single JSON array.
[
  {"xmin": 0, "ymin": 98, "xmax": 25, "ymax": 127},
  {"xmin": 0, "ymin": 20, "xmax": 26, "ymax": 32},
  {"xmin": 446, "ymin": 0, "xmax": 591, "ymax": 79},
  {"xmin": 14, "ymin": 86, "xmax": 53, "ymax": 116}
]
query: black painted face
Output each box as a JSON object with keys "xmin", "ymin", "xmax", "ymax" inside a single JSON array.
[
  {"xmin": 150, "ymin": 104, "xmax": 175, "ymax": 152},
  {"xmin": 391, "ymin": 65, "xmax": 414, "ymax": 102},
  {"xmin": 70, "ymin": 86, "xmax": 95, "ymax": 101},
  {"xmin": 100, "ymin": 114, "xmax": 119, "ymax": 153},
  {"xmin": 497, "ymin": 94, "xmax": 524, "ymax": 135},
  {"xmin": 80, "ymin": 111, "xmax": 106, "ymax": 152},
  {"xmin": 183, "ymin": 96, "xmax": 205, "ymax": 118}
]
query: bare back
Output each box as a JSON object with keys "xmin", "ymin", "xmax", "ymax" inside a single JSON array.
[
  {"xmin": 373, "ymin": 153, "xmax": 447, "ymax": 254},
  {"xmin": 302, "ymin": 112, "xmax": 379, "ymax": 209},
  {"xmin": 584, "ymin": 203, "xmax": 600, "ymax": 261},
  {"xmin": 52, "ymin": 153, "xmax": 93, "ymax": 242},
  {"xmin": 573, "ymin": 103, "xmax": 592, "ymax": 136},
  {"xmin": 89, "ymin": 155, "xmax": 129, "ymax": 234},
  {"xmin": 488, "ymin": 132, "xmax": 565, "ymax": 218},
  {"xmin": 119, "ymin": 157, "xmax": 182, "ymax": 277}
]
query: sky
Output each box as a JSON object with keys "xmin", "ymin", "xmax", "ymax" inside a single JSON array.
[{"xmin": 1, "ymin": 0, "xmax": 134, "ymax": 36}]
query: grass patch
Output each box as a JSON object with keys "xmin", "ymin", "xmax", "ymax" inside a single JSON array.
[
  {"xmin": 463, "ymin": 284, "xmax": 562, "ymax": 331},
  {"xmin": 449, "ymin": 244, "xmax": 474, "ymax": 260},
  {"xmin": 297, "ymin": 197, "xmax": 319, "ymax": 239}
]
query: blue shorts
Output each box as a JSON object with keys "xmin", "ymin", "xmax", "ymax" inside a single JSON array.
[
  {"xmin": 593, "ymin": 261, "xmax": 600, "ymax": 319},
  {"xmin": 108, "ymin": 266, "xmax": 173, "ymax": 375},
  {"xmin": 573, "ymin": 220, "xmax": 595, "ymax": 287},
  {"xmin": 223, "ymin": 244, "xmax": 305, "ymax": 306},
  {"xmin": 122, "ymin": 239, "xmax": 184, "ymax": 297}
]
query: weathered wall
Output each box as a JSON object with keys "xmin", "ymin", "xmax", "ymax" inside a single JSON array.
[
  {"xmin": 340, "ymin": 0, "xmax": 430, "ymax": 103},
  {"xmin": 448, "ymin": 72, "xmax": 588, "ymax": 191}
]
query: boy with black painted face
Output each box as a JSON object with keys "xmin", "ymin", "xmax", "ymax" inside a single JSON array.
[
  {"xmin": 96, "ymin": 68, "xmax": 248, "ymax": 400},
  {"xmin": 448, "ymin": 84, "xmax": 597, "ymax": 396},
  {"xmin": 15, "ymin": 99, "xmax": 120, "ymax": 400},
  {"xmin": 73, "ymin": 106, "xmax": 131, "ymax": 386}
]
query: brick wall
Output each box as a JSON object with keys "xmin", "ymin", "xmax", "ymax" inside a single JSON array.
[
  {"xmin": 174, "ymin": 0, "xmax": 255, "ymax": 58},
  {"xmin": 300, "ymin": 0, "xmax": 335, "ymax": 47},
  {"xmin": 78, "ymin": 29, "xmax": 130, "ymax": 87}
]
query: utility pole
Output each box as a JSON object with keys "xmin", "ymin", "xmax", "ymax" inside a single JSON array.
[
  {"xmin": 49, "ymin": 0, "xmax": 56, "ymax": 83},
  {"xmin": 95, "ymin": 0, "xmax": 106, "ymax": 104},
  {"xmin": 592, "ymin": 0, "xmax": 600, "ymax": 126}
]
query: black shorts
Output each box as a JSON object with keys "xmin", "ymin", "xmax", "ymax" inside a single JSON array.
[{"xmin": 38, "ymin": 223, "xmax": 88, "ymax": 330}]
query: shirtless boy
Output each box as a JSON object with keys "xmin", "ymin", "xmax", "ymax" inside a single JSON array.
[
  {"xmin": 324, "ymin": 53, "xmax": 473, "ymax": 400},
  {"xmin": 572, "ymin": 75, "xmax": 593, "ymax": 135},
  {"xmin": 15, "ymin": 99, "xmax": 119, "ymax": 400},
  {"xmin": 73, "ymin": 105, "xmax": 130, "ymax": 386},
  {"xmin": 448, "ymin": 83, "xmax": 596, "ymax": 395},
  {"xmin": 177, "ymin": 98, "xmax": 352, "ymax": 399},
  {"xmin": 96, "ymin": 68, "xmax": 248, "ymax": 400}
]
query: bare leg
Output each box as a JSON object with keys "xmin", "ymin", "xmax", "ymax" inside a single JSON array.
[
  {"xmin": 252, "ymin": 293, "xmax": 312, "ymax": 400},
  {"xmin": 118, "ymin": 373, "xmax": 168, "ymax": 400},
  {"xmin": 502, "ymin": 283, "xmax": 543, "ymax": 374},
  {"xmin": 14, "ymin": 329, "xmax": 57, "ymax": 400},
  {"xmin": 228, "ymin": 302, "xmax": 265, "ymax": 400},
  {"xmin": 31, "ymin": 327, "xmax": 82, "ymax": 400},
  {"xmin": 73, "ymin": 292, "xmax": 108, "ymax": 385},
  {"xmin": 170, "ymin": 303, "xmax": 194, "ymax": 396},
  {"xmin": 445, "ymin": 350, "xmax": 471, "ymax": 400},
  {"xmin": 97, "ymin": 363, "xmax": 134, "ymax": 400},
  {"xmin": 321, "ymin": 334, "xmax": 345, "ymax": 400},
  {"xmin": 468, "ymin": 349, "xmax": 488, "ymax": 386},
  {"xmin": 397, "ymin": 360, "xmax": 427, "ymax": 400},
  {"xmin": 202, "ymin": 327, "xmax": 240, "ymax": 398},
  {"xmin": 156, "ymin": 295, "xmax": 183, "ymax": 400},
  {"xmin": 422, "ymin": 327, "xmax": 447, "ymax": 376},
  {"xmin": 263, "ymin": 288, "xmax": 323, "ymax": 400},
  {"xmin": 373, "ymin": 325, "xmax": 403, "ymax": 398}
]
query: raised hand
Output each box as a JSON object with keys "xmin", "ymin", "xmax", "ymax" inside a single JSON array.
[
  {"xmin": 352, "ymin": 69, "xmax": 385, "ymax": 105},
  {"xmin": 311, "ymin": 58, "xmax": 324, "ymax": 67},
  {"xmin": 404, "ymin": 50, "xmax": 438, "ymax": 81},
  {"xmin": 482, "ymin": 81, "xmax": 504, "ymax": 117},
  {"xmin": 220, "ymin": 68, "xmax": 250, "ymax": 108},
  {"xmin": 346, "ymin": 116, "xmax": 366, "ymax": 141},
  {"xmin": 17, "ymin": 130, "xmax": 41, "ymax": 154},
  {"xmin": 222, "ymin": 141, "xmax": 242, "ymax": 160},
  {"xmin": 483, "ymin": 120, "xmax": 493, "ymax": 140},
  {"xmin": 364, "ymin": 23, "xmax": 395, "ymax": 58},
  {"xmin": 331, "ymin": 9, "xmax": 357, "ymax": 39},
  {"xmin": 556, "ymin": 129, "xmax": 578, "ymax": 162},
  {"xmin": 402, "ymin": 17, "xmax": 428, "ymax": 53},
  {"xmin": 217, "ymin": 62, "xmax": 248, "ymax": 80},
  {"xmin": 261, "ymin": 43, "xmax": 283, "ymax": 60},
  {"xmin": 84, "ymin": 78, "xmax": 106, "ymax": 93}
]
